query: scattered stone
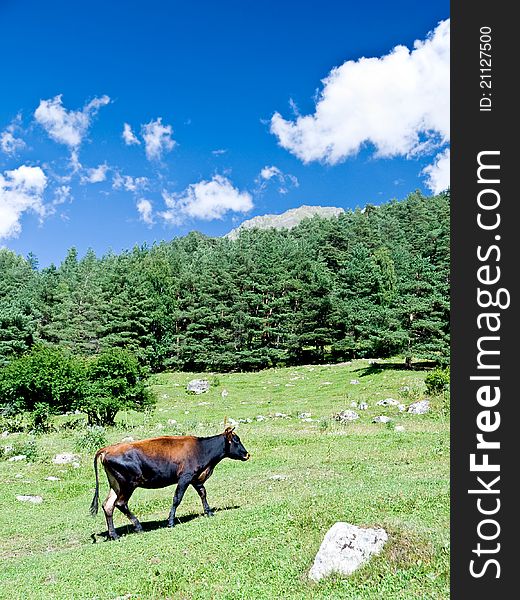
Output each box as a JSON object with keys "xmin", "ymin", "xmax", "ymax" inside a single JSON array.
[
  {"xmin": 155, "ymin": 423, "xmax": 165, "ymax": 430},
  {"xmin": 269, "ymin": 474, "xmax": 288, "ymax": 481},
  {"xmin": 285, "ymin": 384, "xmax": 295, "ymax": 387},
  {"xmin": 373, "ymin": 415, "xmax": 392, "ymax": 423},
  {"xmin": 167, "ymin": 419, "xmax": 177, "ymax": 426},
  {"xmin": 394, "ymin": 425, "xmax": 405, "ymax": 432},
  {"xmin": 121, "ymin": 436, "xmax": 134, "ymax": 442},
  {"xmin": 16, "ymin": 495, "xmax": 43, "ymax": 504},
  {"xmin": 221, "ymin": 389, "xmax": 229, "ymax": 398},
  {"xmin": 408, "ymin": 400, "xmax": 430, "ymax": 414},
  {"xmin": 321, "ymin": 382, "xmax": 332, "ymax": 385},
  {"xmin": 72, "ymin": 462, "xmax": 80, "ymax": 469},
  {"xmin": 8, "ymin": 454, "xmax": 27, "ymax": 462},
  {"xmin": 274, "ymin": 412, "xmax": 289, "ymax": 418},
  {"xmin": 15, "ymin": 473, "xmax": 23, "ymax": 478},
  {"xmin": 52, "ymin": 453, "xmax": 79, "ymax": 465},
  {"xmin": 350, "ymin": 401, "xmax": 358, "ymax": 408},
  {"xmin": 256, "ymin": 415, "xmax": 266, "ymax": 422},
  {"xmin": 298, "ymin": 412, "xmax": 311, "ymax": 419},
  {"xmin": 46, "ymin": 476, "xmax": 60, "ymax": 481},
  {"xmin": 367, "ymin": 359, "xmax": 379, "ymax": 365},
  {"xmin": 350, "ymin": 380, "xmax": 360, "ymax": 385},
  {"xmin": 397, "ymin": 404, "xmax": 406, "ymax": 412},
  {"xmin": 334, "ymin": 410, "xmax": 359, "ymax": 423},
  {"xmin": 186, "ymin": 379, "xmax": 210, "ymax": 394},
  {"xmin": 399, "ymin": 386, "xmax": 410, "ymax": 392},
  {"xmin": 221, "ymin": 418, "xmax": 239, "ymax": 426},
  {"xmin": 238, "ymin": 418, "xmax": 252, "ymax": 424},
  {"xmin": 162, "ymin": 394, "xmax": 169, "ymax": 399},
  {"xmin": 197, "ymin": 401, "xmax": 210, "ymax": 406},
  {"xmin": 1, "ymin": 431, "xmax": 9, "ymax": 438},
  {"xmin": 376, "ymin": 398, "xmax": 399, "ymax": 406},
  {"xmin": 358, "ymin": 402, "xmax": 368, "ymax": 410},
  {"xmin": 309, "ymin": 522, "xmax": 388, "ymax": 581}
]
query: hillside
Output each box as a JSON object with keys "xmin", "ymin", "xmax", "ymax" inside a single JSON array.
[{"xmin": 225, "ymin": 205, "xmax": 345, "ymax": 239}]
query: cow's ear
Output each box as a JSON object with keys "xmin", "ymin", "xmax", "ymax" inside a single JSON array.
[{"xmin": 224, "ymin": 426, "xmax": 235, "ymax": 438}]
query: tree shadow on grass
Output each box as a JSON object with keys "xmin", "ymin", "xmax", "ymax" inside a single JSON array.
[
  {"xmin": 354, "ymin": 361, "xmax": 436, "ymax": 377},
  {"xmin": 91, "ymin": 505, "xmax": 241, "ymax": 542}
]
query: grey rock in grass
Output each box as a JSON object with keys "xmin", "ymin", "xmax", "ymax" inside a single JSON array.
[
  {"xmin": 8, "ymin": 454, "xmax": 27, "ymax": 462},
  {"xmin": 16, "ymin": 495, "xmax": 43, "ymax": 504},
  {"xmin": 298, "ymin": 412, "xmax": 312, "ymax": 419},
  {"xmin": 350, "ymin": 380, "xmax": 360, "ymax": 385},
  {"xmin": 358, "ymin": 402, "xmax": 369, "ymax": 410},
  {"xmin": 186, "ymin": 379, "xmax": 210, "ymax": 394},
  {"xmin": 334, "ymin": 410, "xmax": 359, "ymax": 423},
  {"xmin": 256, "ymin": 415, "xmax": 266, "ymax": 422},
  {"xmin": 221, "ymin": 389, "xmax": 229, "ymax": 398},
  {"xmin": 46, "ymin": 476, "xmax": 60, "ymax": 481},
  {"xmin": 373, "ymin": 415, "xmax": 392, "ymax": 423},
  {"xmin": 350, "ymin": 401, "xmax": 358, "ymax": 408},
  {"xmin": 407, "ymin": 400, "xmax": 430, "ymax": 414},
  {"xmin": 309, "ymin": 522, "xmax": 388, "ymax": 581},
  {"xmin": 394, "ymin": 425, "xmax": 405, "ymax": 432},
  {"xmin": 52, "ymin": 453, "xmax": 79, "ymax": 465},
  {"xmin": 376, "ymin": 398, "xmax": 399, "ymax": 406}
]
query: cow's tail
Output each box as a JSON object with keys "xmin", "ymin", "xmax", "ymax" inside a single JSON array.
[{"xmin": 90, "ymin": 450, "xmax": 102, "ymax": 516}]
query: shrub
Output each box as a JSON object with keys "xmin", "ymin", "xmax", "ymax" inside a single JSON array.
[
  {"xmin": 75, "ymin": 348, "xmax": 156, "ymax": 426},
  {"xmin": 425, "ymin": 367, "xmax": 450, "ymax": 395},
  {"xmin": 75, "ymin": 425, "xmax": 107, "ymax": 453}
]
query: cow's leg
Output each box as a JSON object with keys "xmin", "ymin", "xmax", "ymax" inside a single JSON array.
[
  {"xmin": 102, "ymin": 488, "xmax": 119, "ymax": 540},
  {"xmin": 167, "ymin": 475, "xmax": 192, "ymax": 527},
  {"xmin": 115, "ymin": 490, "xmax": 143, "ymax": 533},
  {"xmin": 193, "ymin": 483, "xmax": 214, "ymax": 517}
]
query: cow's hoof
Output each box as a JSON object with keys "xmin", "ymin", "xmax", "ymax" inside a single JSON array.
[
  {"xmin": 134, "ymin": 525, "xmax": 143, "ymax": 533},
  {"xmin": 167, "ymin": 520, "xmax": 175, "ymax": 528},
  {"xmin": 109, "ymin": 533, "xmax": 120, "ymax": 541},
  {"xmin": 205, "ymin": 510, "xmax": 215, "ymax": 517}
]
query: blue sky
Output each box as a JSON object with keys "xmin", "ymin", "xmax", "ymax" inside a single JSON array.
[{"xmin": 0, "ymin": 1, "xmax": 450, "ymax": 268}]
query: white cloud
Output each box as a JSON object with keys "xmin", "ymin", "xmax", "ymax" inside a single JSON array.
[
  {"xmin": 270, "ymin": 19, "xmax": 449, "ymax": 184},
  {"xmin": 1, "ymin": 131, "xmax": 26, "ymax": 155},
  {"xmin": 136, "ymin": 199, "xmax": 154, "ymax": 225},
  {"xmin": 81, "ymin": 163, "xmax": 109, "ymax": 184},
  {"xmin": 0, "ymin": 165, "xmax": 47, "ymax": 239},
  {"xmin": 160, "ymin": 175, "xmax": 252, "ymax": 223},
  {"xmin": 257, "ymin": 165, "xmax": 299, "ymax": 194},
  {"xmin": 52, "ymin": 185, "xmax": 72, "ymax": 205},
  {"xmin": 112, "ymin": 172, "xmax": 148, "ymax": 193},
  {"xmin": 423, "ymin": 148, "xmax": 450, "ymax": 193},
  {"xmin": 141, "ymin": 118, "xmax": 175, "ymax": 160},
  {"xmin": 34, "ymin": 94, "xmax": 110, "ymax": 148},
  {"xmin": 212, "ymin": 149, "xmax": 227, "ymax": 155},
  {"xmin": 122, "ymin": 123, "xmax": 140, "ymax": 146}
]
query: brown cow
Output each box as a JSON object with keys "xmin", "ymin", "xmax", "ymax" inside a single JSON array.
[{"xmin": 90, "ymin": 427, "xmax": 250, "ymax": 539}]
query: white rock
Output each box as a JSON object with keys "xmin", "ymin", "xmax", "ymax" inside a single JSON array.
[
  {"xmin": 269, "ymin": 474, "xmax": 287, "ymax": 481},
  {"xmin": 221, "ymin": 389, "xmax": 229, "ymax": 398},
  {"xmin": 1, "ymin": 431, "xmax": 9, "ymax": 438},
  {"xmin": 350, "ymin": 401, "xmax": 358, "ymax": 408},
  {"xmin": 52, "ymin": 453, "xmax": 79, "ymax": 465},
  {"xmin": 186, "ymin": 379, "xmax": 210, "ymax": 394},
  {"xmin": 256, "ymin": 415, "xmax": 266, "ymax": 422},
  {"xmin": 408, "ymin": 400, "xmax": 430, "ymax": 414},
  {"xmin": 8, "ymin": 454, "xmax": 27, "ymax": 462},
  {"xmin": 334, "ymin": 410, "xmax": 359, "ymax": 422},
  {"xmin": 155, "ymin": 423, "xmax": 165, "ymax": 430},
  {"xmin": 358, "ymin": 402, "xmax": 368, "ymax": 410},
  {"xmin": 121, "ymin": 436, "xmax": 134, "ymax": 442},
  {"xmin": 373, "ymin": 416, "xmax": 392, "ymax": 423},
  {"xmin": 309, "ymin": 522, "xmax": 388, "ymax": 581},
  {"xmin": 16, "ymin": 495, "xmax": 43, "ymax": 504},
  {"xmin": 167, "ymin": 419, "xmax": 177, "ymax": 426},
  {"xmin": 321, "ymin": 381, "xmax": 332, "ymax": 385},
  {"xmin": 376, "ymin": 398, "xmax": 399, "ymax": 406},
  {"xmin": 274, "ymin": 412, "xmax": 289, "ymax": 418},
  {"xmin": 350, "ymin": 380, "xmax": 359, "ymax": 385},
  {"xmin": 397, "ymin": 404, "xmax": 406, "ymax": 412},
  {"xmin": 221, "ymin": 418, "xmax": 239, "ymax": 426},
  {"xmin": 46, "ymin": 476, "xmax": 60, "ymax": 481},
  {"xmin": 72, "ymin": 462, "xmax": 80, "ymax": 469},
  {"xmin": 394, "ymin": 426, "xmax": 405, "ymax": 432}
]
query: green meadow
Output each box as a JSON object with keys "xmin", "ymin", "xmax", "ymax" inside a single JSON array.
[{"xmin": 0, "ymin": 361, "xmax": 449, "ymax": 599}]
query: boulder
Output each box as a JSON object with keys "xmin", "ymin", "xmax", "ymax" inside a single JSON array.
[
  {"xmin": 376, "ymin": 398, "xmax": 399, "ymax": 406},
  {"xmin": 334, "ymin": 410, "xmax": 359, "ymax": 423},
  {"xmin": 407, "ymin": 400, "xmax": 430, "ymax": 414},
  {"xmin": 373, "ymin": 415, "xmax": 392, "ymax": 423},
  {"xmin": 186, "ymin": 379, "xmax": 210, "ymax": 394},
  {"xmin": 16, "ymin": 495, "xmax": 43, "ymax": 504},
  {"xmin": 52, "ymin": 453, "xmax": 79, "ymax": 465},
  {"xmin": 309, "ymin": 522, "xmax": 388, "ymax": 581}
]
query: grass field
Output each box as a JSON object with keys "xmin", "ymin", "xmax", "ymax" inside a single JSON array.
[{"xmin": 0, "ymin": 360, "xmax": 450, "ymax": 599}]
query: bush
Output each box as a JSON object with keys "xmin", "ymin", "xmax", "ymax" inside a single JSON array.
[
  {"xmin": 425, "ymin": 367, "xmax": 450, "ymax": 395},
  {"xmin": 75, "ymin": 425, "xmax": 107, "ymax": 453},
  {"xmin": 0, "ymin": 345, "xmax": 84, "ymax": 414},
  {"xmin": 75, "ymin": 348, "xmax": 156, "ymax": 426}
]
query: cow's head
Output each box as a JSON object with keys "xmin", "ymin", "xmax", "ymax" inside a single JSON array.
[{"xmin": 224, "ymin": 427, "xmax": 250, "ymax": 461}]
